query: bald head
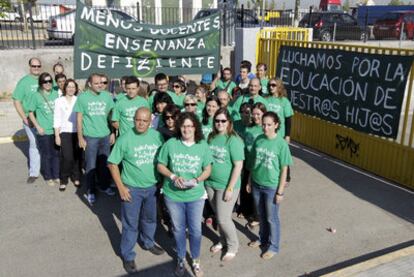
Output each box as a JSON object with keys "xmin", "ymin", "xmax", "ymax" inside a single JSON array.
[
  {"xmin": 134, "ymin": 107, "xmax": 151, "ymax": 133},
  {"xmin": 249, "ymin": 78, "xmax": 261, "ymax": 96}
]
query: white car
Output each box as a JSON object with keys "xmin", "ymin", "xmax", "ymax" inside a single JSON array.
[
  {"xmin": 0, "ymin": 9, "xmax": 22, "ymax": 22},
  {"xmin": 26, "ymin": 5, "xmax": 61, "ymax": 23},
  {"xmin": 47, "ymin": 8, "xmax": 137, "ymax": 43}
]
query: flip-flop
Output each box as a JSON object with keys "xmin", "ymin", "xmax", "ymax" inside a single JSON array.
[
  {"xmin": 210, "ymin": 243, "xmax": 223, "ymax": 253},
  {"xmin": 221, "ymin": 252, "xmax": 236, "ymax": 262},
  {"xmin": 59, "ymin": 184, "xmax": 67, "ymax": 191},
  {"xmin": 261, "ymin": 251, "xmax": 276, "ymax": 260},
  {"xmin": 248, "ymin": 241, "xmax": 261, "ymax": 248}
]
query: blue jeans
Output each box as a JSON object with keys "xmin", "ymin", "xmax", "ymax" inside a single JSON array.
[
  {"xmin": 23, "ymin": 123, "xmax": 40, "ymax": 177},
  {"xmin": 164, "ymin": 197, "xmax": 205, "ymax": 260},
  {"xmin": 37, "ymin": 134, "xmax": 60, "ymax": 180},
  {"xmin": 252, "ymin": 182, "xmax": 280, "ymax": 253},
  {"xmin": 121, "ymin": 185, "xmax": 157, "ymax": 261},
  {"xmin": 84, "ymin": 136, "xmax": 111, "ymax": 193}
]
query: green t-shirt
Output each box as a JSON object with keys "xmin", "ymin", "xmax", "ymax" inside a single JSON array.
[
  {"xmin": 27, "ymin": 89, "xmax": 59, "ymax": 135},
  {"xmin": 148, "ymin": 90, "xmax": 180, "ymax": 111},
  {"xmin": 260, "ymin": 78, "xmax": 269, "ymax": 96},
  {"xmin": 201, "ymin": 117, "xmax": 213, "ymax": 139},
  {"xmin": 108, "ymin": 128, "xmax": 164, "ymax": 188},
  {"xmin": 233, "ymin": 120, "xmax": 247, "ymax": 137},
  {"xmin": 115, "ymin": 92, "xmax": 127, "ymax": 102},
  {"xmin": 12, "ymin": 74, "xmax": 39, "ymax": 116},
  {"xmin": 112, "ymin": 96, "xmax": 150, "ymax": 135},
  {"xmin": 205, "ymin": 134, "xmax": 245, "ymax": 190},
  {"xmin": 242, "ymin": 124, "xmax": 264, "ymax": 169},
  {"xmin": 231, "ymin": 95, "xmax": 268, "ymax": 121},
  {"xmin": 197, "ymin": 102, "xmax": 205, "ymax": 119},
  {"xmin": 267, "ymin": 96, "xmax": 294, "ymax": 138},
  {"xmin": 216, "ymin": 79, "xmax": 237, "ymax": 95},
  {"xmin": 158, "ymin": 138, "xmax": 213, "ymax": 202},
  {"xmin": 251, "ymin": 134, "xmax": 293, "ymax": 188},
  {"xmin": 73, "ymin": 90, "xmax": 114, "ymax": 138}
]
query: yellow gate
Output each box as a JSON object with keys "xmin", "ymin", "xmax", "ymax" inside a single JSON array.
[{"xmin": 257, "ymin": 38, "xmax": 414, "ymax": 190}]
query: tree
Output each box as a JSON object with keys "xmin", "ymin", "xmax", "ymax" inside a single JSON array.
[
  {"xmin": 388, "ymin": 0, "xmax": 404, "ymax": 5},
  {"xmin": 0, "ymin": 0, "xmax": 11, "ymax": 18},
  {"xmin": 343, "ymin": 0, "xmax": 350, "ymax": 12}
]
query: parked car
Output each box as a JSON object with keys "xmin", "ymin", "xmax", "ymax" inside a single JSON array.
[
  {"xmin": 0, "ymin": 8, "xmax": 21, "ymax": 22},
  {"xmin": 373, "ymin": 11, "xmax": 414, "ymax": 40},
  {"xmin": 47, "ymin": 8, "xmax": 137, "ymax": 43},
  {"xmin": 299, "ymin": 12, "xmax": 369, "ymax": 41},
  {"xmin": 26, "ymin": 5, "xmax": 62, "ymax": 23}
]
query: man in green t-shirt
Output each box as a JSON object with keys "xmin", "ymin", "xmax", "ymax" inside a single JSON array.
[
  {"xmin": 74, "ymin": 73, "xmax": 116, "ymax": 205},
  {"xmin": 148, "ymin": 73, "xmax": 182, "ymax": 111},
  {"xmin": 12, "ymin": 57, "xmax": 42, "ymax": 183},
  {"xmin": 112, "ymin": 76, "xmax": 150, "ymax": 136},
  {"xmin": 231, "ymin": 78, "xmax": 268, "ymax": 121},
  {"xmin": 108, "ymin": 107, "xmax": 165, "ymax": 274},
  {"xmin": 211, "ymin": 67, "xmax": 237, "ymax": 96}
]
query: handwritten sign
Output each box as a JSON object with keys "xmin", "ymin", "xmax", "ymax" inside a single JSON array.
[
  {"xmin": 276, "ymin": 46, "xmax": 413, "ymax": 138},
  {"xmin": 74, "ymin": 0, "xmax": 220, "ymax": 78}
]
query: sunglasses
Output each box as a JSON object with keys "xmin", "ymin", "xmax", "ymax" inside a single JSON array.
[
  {"xmin": 164, "ymin": 115, "xmax": 175, "ymax": 120},
  {"xmin": 269, "ymin": 83, "xmax": 277, "ymax": 87},
  {"xmin": 42, "ymin": 79, "xmax": 53, "ymax": 84},
  {"xmin": 173, "ymin": 85, "xmax": 182, "ymax": 88},
  {"xmin": 215, "ymin": 119, "xmax": 228, "ymax": 124},
  {"xmin": 185, "ymin": 103, "xmax": 197, "ymax": 107},
  {"xmin": 100, "ymin": 81, "xmax": 108, "ymax": 85},
  {"xmin": 31, "ymin": 65, "xmax": 41, "ymax": 68}
]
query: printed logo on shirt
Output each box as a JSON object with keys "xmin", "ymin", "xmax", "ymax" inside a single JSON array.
[
  {"xmin": 255, "ymin": 147, "xmax": 276, "ymax": 170},
  {"xmin": 134, "ymin": 144, "xmax": 159, "ymax": 167},
  {"xmin": 87, "ymin": 101, "xmax": 107, "ymax": 116},
  {"xmin": 171, "ymin": 153, "xmax": 201, "ymax": 174},
  {"xmin": 209, "ymin": 145, "xmax": 227, "ymax": 164},
  {"xmin": 124, "ymin": 106, "xmax": 138, "ymax": 122},
  {"xmin": 268, "ymin": 103, "xmax": 282, "ymax": 113},
  {"xmin": 43, "ymin": 100, "xmax": 55, "ymax": 114}
]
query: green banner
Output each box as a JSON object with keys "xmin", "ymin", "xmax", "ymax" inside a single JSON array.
[
  {"xmin": 276, "ymin": 46, "xmax": 414, "ymax": 139},
  {"xmin": 74, "ymin": 1, "xmax": 220, "ymax": 79}
]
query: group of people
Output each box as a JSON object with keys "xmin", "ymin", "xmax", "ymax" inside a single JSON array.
[{"xmin": 13, "ymin": 58, "xmax": 293, "ymax": 276}]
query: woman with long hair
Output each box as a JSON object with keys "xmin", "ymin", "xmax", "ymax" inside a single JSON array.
[
  {"xmin": 157, "ymin": 104, "xmax": 180, "ymax": 141},
  {"xmin": 205, "ymin": 108, "xmax": 244, "ymax": 262},
  {"xmin": 151, "ymin": 91, "xmax": 173, "ymax": 129},
  {"xmin": 201, "ymin": 95, "xmax": 220, "ymax": 139},
  {"xmin": 157, "ymin": 112, "xmax": 212, "ymax": 277},
  {"xmin": 247, "ymin": 111, "xmax": 293, "ymax": 259},
  {"xmin": 28, "ymin": 72, "xmax": 60, "ymax": 187},
  {"xmin": 54, "ymin": 79, "xmax": 82, "ymax": 191}
]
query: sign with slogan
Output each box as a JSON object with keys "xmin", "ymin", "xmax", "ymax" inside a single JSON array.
[
  {"xmin": 74, "ymin": 0, "xmax": 220, "ymax": 79},
  {"xmin": 276, "ymin": 46, "xmax": 414, "ymax": 138}
]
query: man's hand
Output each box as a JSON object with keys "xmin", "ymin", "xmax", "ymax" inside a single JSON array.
[
  {"xmin": 118, "ymin": 185, "xmax": 132, "ymax": 202},
  {"xmin": 79, "ymin": 137, "xmax": 87, "ymax": 150},
  {"xmin": 55, "ymin": 135, "xmax": 61, "ymax": 146},
  {"xmin": 37, "ymin": 127, "xmax": 45, "ymax": 136}
]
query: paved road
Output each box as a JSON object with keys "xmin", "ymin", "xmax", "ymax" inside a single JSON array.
[{"xmin": 0, "ymin": 141, "xmax": 413, "ymax": 277}]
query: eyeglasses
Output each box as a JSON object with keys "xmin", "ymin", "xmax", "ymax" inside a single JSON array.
[
  {"xmin": 31, "ymin": 65, "xmax": 41, "ymax": 68},
  {"xmin": 164, "ymin": 115, "xmax": 175, "ymax": 120},
  {"xmin": 215, "ymin": 119, "xmax": 228, "ymax": 124},
  {"xmin": 173, "ymin": 85, "xmax": 181, "ymax": 89},
  {"xmin": 181, "ymin": 125, "xmax": 194, "ymax": 129},
  {"xmin": 269, "ymin": 83, "xmax": 277, "ymax": 87},
  {"xmin": 185, "ymin": 103, "xmax": 197, "ymax": 107},
  {"xmin": 100, "ymin": 81, "xmax": 108, "ymax": 85},
  {"xmin": 42, "ymin": 79, "xmax": 53, "ymax": 84}
]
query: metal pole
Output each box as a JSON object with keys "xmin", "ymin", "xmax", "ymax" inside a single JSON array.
[
  {"xmin": 260, "ymin": 0, "xmax": 265, "ymax": 29},
  {"xmin": 294, "ymin": 0, "xmax": 300, "ymax": 26},
  {"xmin": 308, "ymin": 6, "xmax": 313, "ymax": 28},
  {"xmin": 333, "ymin": 22, "xmax": 336, "ymax": 42},
  {"xmin": 28, "ymin": 2, "xmax": 36, "ymax": 49},
  {"xmin": 136, "ymin": 1, "xmax": 140, "ymax": 22},
  {"xmin": 241, "ymin": 4, "xmax": 244, "ymax": 28},
  {"xmin": 399, "ymin": 21, "xmax": 405, "ymax": 48}
]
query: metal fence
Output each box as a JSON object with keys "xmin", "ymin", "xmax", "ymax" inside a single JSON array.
[{"xmin": 0, "ymin": 3, "xmax": 299, "ymax": 49}]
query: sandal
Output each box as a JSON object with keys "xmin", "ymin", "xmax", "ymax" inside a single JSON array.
[
  {"xmin": 261, "ymin": 250, "xmax": 277, "ymax": 260},
  {"xmin": 248, "ymin": 240, "xmax": 261, "ymax": 248},
  {"xmin": 73, "ymin": 180, "xmax": 81, "ymax": 187},
  {"xmin": 192, "ymin": 259, "xmax": 203, "ymax": 277},
  {"xmin": 209, "ymin": 243, "xmax": 223, "ymax": 254},
  {"xmin": 59, "ymin": 183, "xmax": 67, "ymax": 191},
  {"xmin": 221, "ymin": 252, "xmax": 236, "ymax": 262}
]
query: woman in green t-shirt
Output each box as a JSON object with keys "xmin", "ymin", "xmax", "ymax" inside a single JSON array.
[
  {"xmin": 28, "ymin": 72, "xmax": 60, "ymax": 187},
  {"xmin": 246, "ymin": 112, "xmax": 293, "ymax": 260},
  {"xmin": 267, "ymin": 78, "xmax": 294, "ymax": 183},
  {"xmin": 256, "ymin": 63, "xmax": 269, "ymax": 96},
  {"xmin": 205, "ymin": 108, "xmax": 244, "ymax": 262},
  {"xmin": 157, "ymin": 112, "xmax": 213, "ymax": 277}
]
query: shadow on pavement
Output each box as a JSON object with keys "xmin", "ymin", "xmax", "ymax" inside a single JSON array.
[
  {"xmin": 291, "ymin": 144, "xmax": 414, "ymax": 224},
  {"xmin": 300, "ymin": 239, "xmax": 414, "ymax": 276}
]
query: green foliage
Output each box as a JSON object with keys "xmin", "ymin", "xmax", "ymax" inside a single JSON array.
[
  {"xmin": 388, "ymin": 0, "xmax": 404, "ymax": 5},
  {"xmin": 0, "ymin": 0, "xmax": 11, "ymax": 18},
  {"xmin": 343, "ymin": 0, "xmax": 350, "ymax": 12}
]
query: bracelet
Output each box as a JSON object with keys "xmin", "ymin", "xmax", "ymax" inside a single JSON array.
[
  {"xmin": 276, "ymin": 192, "xmax": 284, "ymax": 196},
  {"xmin": 226, "ymin": 187, "xmax": 233, "ymax": 192}
]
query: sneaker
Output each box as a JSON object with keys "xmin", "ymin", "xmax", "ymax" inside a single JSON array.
[
  {"xmin": 122, "ymin": 259, "xmax": 137, "ymax": 274},
  {"xmin": 261, "ymin": 250, "xmax": 277, "ymax": 260},
  {"xmin": 59, "ymin": 183, "xmax": 67, "ymax": 191},
  {"xmin": 248, "ymin": 240, "xmax": 261, "ymax": 248},
  {"xmin": 192, "ymin": 259, "xmax": 203, "ymax": 277},
  {"xmin": 46, "ymin": 180, "xmax": 55, "ymax": 187},
  {"xmin": 26, "ymin": 176, "xmax": 38, "ymax": 184},
  {"xmin": 174, "ymin": 259, "xmax": 185, "ymax": 277},
  {"xmin": 221, "ymin": 252, "xmax": 236, "ymax": 262},
  {"xmin": 53, "ymin": 179, "xmax": 60, "ymax": 186},
  {"xmin": 86, "ymin": 192, "xmax": 96, "ymax": 205},
  {"xmin": 99, "ymin": 187, "xmax": 116, "ymax": 196},
  {"xmin": 147, "ymin": 244, "xmax": 165, "ymax": 256}
]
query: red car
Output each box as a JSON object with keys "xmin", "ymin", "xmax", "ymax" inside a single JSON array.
[{"xmin": 373, "ymin": 11, "xmax": 414, "ymax": 40}]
